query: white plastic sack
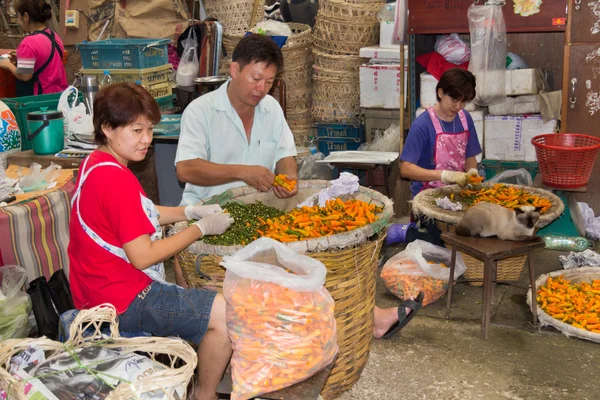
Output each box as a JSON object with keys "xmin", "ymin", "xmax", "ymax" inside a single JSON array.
[
  {"xmin": 380, "ymin": 240, "xmax": 467, "ymax": 306},
  {"xmin": 468, "ymin": 4, "xmax": 507, "ymax": 106},
  {"xmin": 57, "ymin": 86, "xmax": 94, "ymax": 139},
  {"xmin": 176, "ymin": 27, "xmax": 199, "ymax": 87},
  {"xmin": 487, "ymin": 168, "xmax": 533, "ymax": 186},
  {"xmin": 578, "ymin": 202, "xmax": 600, "ymax": 240},
  {"xmin": 0, "ymin": 265, "xmax": 32, "ymax": 340},
  {"xmin": 221, "ymin": 238, "xmax": 337, "ymax": 399},
  {"xmin": 435, "ymin": 34, "xmax": 471, "ymax": 65}
]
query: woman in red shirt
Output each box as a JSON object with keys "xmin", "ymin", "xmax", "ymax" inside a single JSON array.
[
  {"xmin": 68, "ymin": 82, "xmax": 234, "ymax": 400},
  {"xmin": 0, "ymin": 0, "xmax": 68, "ymax": 96}
]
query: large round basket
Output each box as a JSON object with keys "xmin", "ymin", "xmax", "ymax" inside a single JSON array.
[
  {"xmin": 0, "ymin": 305, "xmax": 197, "ymax": 400},
  {"xmin": 527, "ymin": 267, "xmax": 600, "ymax": 344},
  {"xmin": 204, "ymin": 0, "xmax": 264, "ymax": 35},
  {"xmin": 412, "ymin": 184, "xmax": 564, "ymax": 286},
  {"xmin": 171, "ymin": 181, "xmax": 394, "ymax": 399}
]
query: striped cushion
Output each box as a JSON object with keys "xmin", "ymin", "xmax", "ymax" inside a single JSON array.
[{"xmin": 0, "ymin": 181, "xmax": 75, "ymax": 283}]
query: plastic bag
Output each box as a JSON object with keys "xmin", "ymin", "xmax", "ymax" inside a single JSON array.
[
  {"xmin": 435, "ymin": 34, "xmax": 471, "ymax": 65},
  {"xmin": 18, "ymin": 162, "xmax": 62, "ymax": 192},
  {"xmin": 506, "ymin": 52, "xmax": 528, "ymax": 70},
  {"xmin": 487, "ymin": 168, "xmax": 533, "ymax": 186},
  {"xmin": 364, "ymin": 123, "xmax": 401, "ymax": 152},
  {"xmin": 221, "ymin": 238, "xmax": 338, "ymax": 400},
  {"xmin": 578, "ymin": 202, "xmax": 600, "ymax": 240},
  {"xmin": 176, "ymin": 27, "xmax": 199, "ymax": 88},
  {"xmin": 57, "ymin": 86, "xmax": 94, "ymax": 139},
  {"xmin": 377, "ymin": 2, "xmax": 396, "ymax": 22},
  {"xmin": 380, "ymin": 240, "xmax": 467, "ymax": 306},
  {"xmin": 468, "ymin": 3, "xmax": 507, "ymax": 106},
  {"xmin": 0, "ymin": 265, "xmax": 32, "ymax": 340},
  {"xmin": 298, "ymin": 152, "xmax": 334, "ymax": 181}
]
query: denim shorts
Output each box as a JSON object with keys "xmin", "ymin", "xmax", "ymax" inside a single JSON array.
[{"xmin": 119, "ymin": 282, "xmax": 217, "ymax": 345}]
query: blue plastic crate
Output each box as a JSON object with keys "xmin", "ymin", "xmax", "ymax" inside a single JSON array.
[
  {"xmin": 77, "ymin": 39, "xmax": 170, "ymax": 69},
  {"xmin": 316, "ymin": 123, "xmax": 364, "ymax": 139},
  {"xmin": 155, "ymin": 95, "xmax": 176, "ymax": 112},
  {"xmin": 317, "ymin": 137, "xmax": 365, "ymax": 156}
]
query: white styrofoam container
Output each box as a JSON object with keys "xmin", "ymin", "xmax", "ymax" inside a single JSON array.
[
  {"xmin": 360, "ymin": 64, "xmax": 407, "ymax": 109},
  {"xmin": 416, "ymin": 107, "xmax": 486, "ymax": 163},
  {"xmin": 505, "ymin": 69, "xmax": 540, "ymax": 96},
  {"xmin": 359, "ymin": 45, "xmax": 405, "ymax": 61},
  {"xmin": 488, "ymin": 95, "xmax": 540, "ymax": 115},
  {"xmin": 484, "ymin": 114, "xmax": 557, "ymax": 162},
  {"xmin": 420, "ymin": 73, "xmax": 438, "ymax": 108},
  {"xmin": 380, "ymin": 21, "xmax": 400, "ymax": 48}
]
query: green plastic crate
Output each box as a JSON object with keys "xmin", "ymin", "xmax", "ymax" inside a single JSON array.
[
  {"xmin": 1, "ymin": 92, "xmax": 82, "ymax": 151},
  {"xmin": 155, "ymin": 94, "xmax": 176, "ymax": 112},
  {"xmin": 481, "ymin": 159, "xmax": 539, "ymax": 182}
]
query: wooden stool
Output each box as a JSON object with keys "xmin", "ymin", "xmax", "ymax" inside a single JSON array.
[
  {"xmin": 217, "ymin": 357, "xmax": 336, "ymax": 400},
  {"xmin": 442, "ymin": 232, "xmax": 546, "ymax": 339}
]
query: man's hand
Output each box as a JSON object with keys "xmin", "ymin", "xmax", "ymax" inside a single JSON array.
[
  {"xmin": 441, "ymin": 170, "xmax": 469, "ymax": 186},
  {"xmin": 273, "ymin": 176, "xmax": 298, "ymax": 199},
  {"xmin": 184, "ymin": 204, "xmax": 223, "ymax": 220},
  {"xmin": 240, "ymin": 165, "xmax": 275, "ymax": 192}
]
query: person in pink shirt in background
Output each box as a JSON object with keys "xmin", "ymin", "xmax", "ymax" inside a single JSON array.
[{"xmin": 0, "ymin": 0, "xmax": 68, "ymax": 96}]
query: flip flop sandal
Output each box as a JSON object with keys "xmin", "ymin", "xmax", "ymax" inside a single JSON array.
[{"xmin": 382, "ymin": 291, "xmax": 425, "ymax": 339}]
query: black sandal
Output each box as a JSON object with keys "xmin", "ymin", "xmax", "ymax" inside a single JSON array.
[{"xmin": 382, "ymin": 292, "xmax": 425, "ymax": 339}]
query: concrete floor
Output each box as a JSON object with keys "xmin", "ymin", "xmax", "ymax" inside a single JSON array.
[
  {"xmin": 336, "ymin": 242, "xmax": 600, "ymax": 400},
  {"xmin": 167, "ymin": 240, "xmax": 600, "ymax": 400}
]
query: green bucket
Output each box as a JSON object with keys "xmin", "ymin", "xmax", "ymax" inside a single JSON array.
[{"xmin": 26, "ymin": 108, "xmax": 64, "ymax": 155}]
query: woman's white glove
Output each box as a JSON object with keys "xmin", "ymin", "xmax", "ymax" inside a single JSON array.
[
  {"xmin": 193, "ymin": 213, "xmax": 234, "ymax": 236},
  {"xmin": 467, "ymin": 168, "xmax": 480, "ymax": 178},
  {"xmin": 441, "ymin": 170, "xmax": 469, "ymax": 186},
  {"xmin": 184, "ymin": 204, "xmax": 223, "ymax": 220}
]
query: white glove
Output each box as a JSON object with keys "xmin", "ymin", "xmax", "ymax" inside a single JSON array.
[
  {"xmin": 467, "ymin": 168, "xmax": 480, "ymax": 178},
  {"xmin": 184, "ymin": 204, "xmax": 223, "ymax": 220},
  {"xmin": 441, "ymin": 170, "xmax": 469, "ymax": 186},
  {"xmin": 193, "ymin": 213, "xmax": 234, "ymax": 236}
]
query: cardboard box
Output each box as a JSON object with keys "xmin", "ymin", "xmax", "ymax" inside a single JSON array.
[
  {"xmin": 416, "ymin": 107, "xmax": 486, "ymax": 163},
  {"xmin": 484, "ymin": 114, "xmax": 557, "ymax": 162},
  {"xmin": 488, "ymin": 95, "xmax": 540, "ymax": 115},
  {"xmin": 505, "ymin": 69, "xmax": 541, "ymax": 96}
]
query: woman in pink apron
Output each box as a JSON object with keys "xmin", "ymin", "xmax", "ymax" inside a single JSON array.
[
  {"xmin": 68, "ymin": 83, "xmax": 235, "ymax": 400},
  {"xmin": 388, "ymin": 69, "xmax": 482, "ymax": 245}
]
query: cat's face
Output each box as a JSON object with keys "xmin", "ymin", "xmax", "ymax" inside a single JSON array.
[{"xmin": 515, "ymin": 206, "xmax": 542, "ymax": 228}]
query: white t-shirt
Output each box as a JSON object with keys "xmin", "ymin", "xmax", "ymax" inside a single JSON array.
[{"xmin": 175, "ymin": 81, "xmax": 297, "ymax": 205}]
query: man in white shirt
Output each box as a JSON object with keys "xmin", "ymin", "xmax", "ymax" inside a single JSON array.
[{"xmin": 175, "ymin": 34, "xmax": 298, "ymax": 206}]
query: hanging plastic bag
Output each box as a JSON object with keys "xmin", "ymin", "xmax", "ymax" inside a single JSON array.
[
  {"xmin": 57, "ymin": 86, "xmax": 94, "ymax": 140},
  {"xmin": 435, "ymin": 34, "xmax": 471, "ymax": 65},
  {"xmin": 176, "ymin": 27, "xmax": 199, "ymax": 88},
  {"xmin": 468, "ymin": 3, "xmax": 507, "ymax": 106},
  {"xmin": 487, "ymin": 168, "xmax": 533, "ymax": 186},
  {"xmin": 380, "ymin": 240, "xmax": 467, "ymax": 306},
  {"xmin": 0, "ymin": 265, "xmax": 32, "ymax": 340},
  {"xmin": 221, "ymin": 238, "xmax": 338, "ymax": 400}
]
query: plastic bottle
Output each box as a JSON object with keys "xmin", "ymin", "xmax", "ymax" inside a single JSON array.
[
  {"xmin": 308, "ymin": 136, "xmax": 318, "ymax": 154},
  {"xmin": 101, "ymin": 70, "xmax": 113, "ymax": 87},
  {"xmin": 543, "ymin": 236, "xmax": 591, "ymax": 252}
]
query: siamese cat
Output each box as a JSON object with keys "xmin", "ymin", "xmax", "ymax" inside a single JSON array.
[{"xmin": 455, "ymin": 202, "xmax": 542, "ymax": 241}]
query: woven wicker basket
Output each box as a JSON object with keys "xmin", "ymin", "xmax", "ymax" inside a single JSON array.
[
  {"xmin": 172, "ymin": 183, "xmax": 393, "ymax": 399},
  {"xmin": 0, "ymin": 305, "xmax": 197, "ymax": 400},
  {"xmin": 204, "ymin": 0, "xmax": 264, "ymax": 35},
  {"xmin": 312, "ymin": 66, "xmax": 361, "ymax": 125},
  {"xmin": 435, "ymin": 221, "xmax": 527, "ymax": 287},
  {"xmin": 293, "ymin": 128, "xmax": 313, "ymax": 147}
]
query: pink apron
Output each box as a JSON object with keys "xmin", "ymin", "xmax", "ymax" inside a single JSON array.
[{"xmin": 422, "ymin": 107, "xmax": 470, "ymax": 190}]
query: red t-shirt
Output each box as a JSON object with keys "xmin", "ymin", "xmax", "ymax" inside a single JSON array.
[
  {"xmin": 16, "ymin": 29, "xmax": 68, "ymax": 95},
  {"xmin": 68, "ymin": 151, "xmax": 154, "ymax": 313}
]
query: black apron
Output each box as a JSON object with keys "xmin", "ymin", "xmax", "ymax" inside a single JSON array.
[{"xmin": 16, "ymin": 30, "xmax": 63, "ymax": 97}]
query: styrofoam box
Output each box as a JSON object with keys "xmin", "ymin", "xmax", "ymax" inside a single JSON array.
[
  {"xmin": 380, "ymin": 21, "xmax": 400, "ymax": 48},
  {"xmin": 360, "ymin": 45, "xmax": 406, "ymax": 61},
  {"xmin": 484, "ymin": 114, "xmax": 557, "ymax": 162},
  {"xmin": 360, "ymin": 64, "xmax": 407, "ymax": 109},
  {"xmin": 488, "ymin": 95, "xmax": 540, "ymax": 115},
  {"xmin": 416, "ymin": 107, "xmax": 486, "ymax": 162},
  {"xmin": 505, "ymin": 69, "xmax": 540, "ymax": 96}
]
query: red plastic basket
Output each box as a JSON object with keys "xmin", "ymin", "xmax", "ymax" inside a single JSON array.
[{"xmin": 532, "ymin": 134, "xmax": 600, "ymax": 189}]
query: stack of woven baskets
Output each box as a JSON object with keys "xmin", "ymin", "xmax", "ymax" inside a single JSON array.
[{"xmin": 311, "ymin": 0, "xmax": 385, "ymax": 126}]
